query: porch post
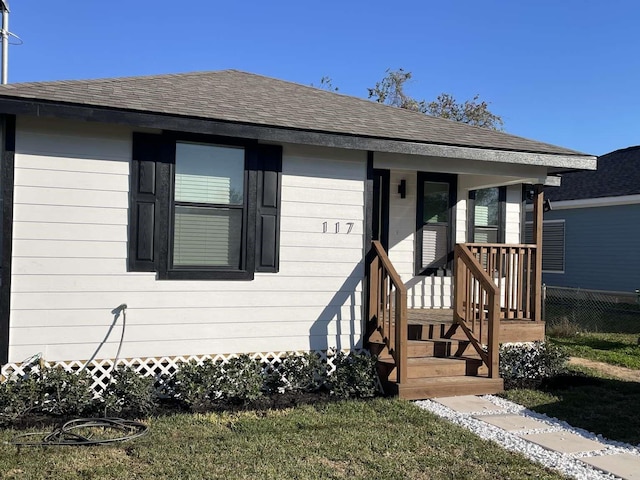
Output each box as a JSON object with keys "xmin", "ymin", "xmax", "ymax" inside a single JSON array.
[{"xmin": 532, "ymin": 184, "xmax": 544, "ymax": 322}]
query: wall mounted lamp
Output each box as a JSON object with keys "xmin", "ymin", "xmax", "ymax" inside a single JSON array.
[{"xmin": 398, "ymin": 179, "xmax": 406, "ymax": 199}]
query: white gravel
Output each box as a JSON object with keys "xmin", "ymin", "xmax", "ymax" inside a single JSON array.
[{"xmin": 415, "ymin": 395, "xmax": 640, "ymax": 480}]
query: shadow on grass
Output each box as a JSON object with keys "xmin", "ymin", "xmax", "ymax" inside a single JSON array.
[{"xmin": 505, "ymin": 370, "xmax": 640, "ymax": 445}]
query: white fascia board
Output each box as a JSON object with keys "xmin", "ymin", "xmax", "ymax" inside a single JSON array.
[
  {"xmin": 525, "ymin": 194, "xmax": 640, "ymax": 211},
  {"xmin": 369, "ymin": 140, "xmax": 597, "ymax": 171},
  {"xmin": 375, "ymin": 151, "xmax": 550, "ymax": 178}
]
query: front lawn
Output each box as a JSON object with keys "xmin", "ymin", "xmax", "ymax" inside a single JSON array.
[
  {"xmin": 549, "ymin": 332, "xmax": 640, "ymax": 370},
  {"xmin": 0, "ymin": 399, "xmax": 565, "ymax": 480},
  {"xmin": 501, "ymin": 364, "xmax": 640, "ymax": 445}
]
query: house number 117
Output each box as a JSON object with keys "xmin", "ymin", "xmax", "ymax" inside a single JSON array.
[{"xmin": 323, "ymin": 222, "xmax": 354, "ymax": 234}]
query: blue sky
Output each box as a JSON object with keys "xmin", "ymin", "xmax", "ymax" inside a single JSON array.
[{"xmin": 6, "ymin": 0, "xmax": 639, "ymax": 156}]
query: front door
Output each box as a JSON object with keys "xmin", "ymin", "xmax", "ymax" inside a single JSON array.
[
  {"xmin": 372, "ymin": 169, "xmax": 389, "ymax": 251},
  {"xmin": 415, "ymin": 172, "xmax": 457, "ymax": 276}
]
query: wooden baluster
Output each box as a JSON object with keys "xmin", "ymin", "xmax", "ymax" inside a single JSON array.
[
  {"xmin": 525, "ymin": 248, "xmax": 533, "ymax": 319},
  {"xmin": 505, "ymin": 247, "xmax": 512, "ymax": 318},
  {"xmin": 516, "ymin": 247, "xmax": 524, "ymax": 318}
]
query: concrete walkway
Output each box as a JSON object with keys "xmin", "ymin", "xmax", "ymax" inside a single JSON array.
[{"xmin": 423, "ymin": 395, "xmax": 640, "ymax": 480}]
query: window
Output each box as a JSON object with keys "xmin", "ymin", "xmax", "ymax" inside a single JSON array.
[
  {"xmin": 173, "ymin": 143, "xmax": 245, "ymax": 269},
  {"xmin": 128, "ymin": 132, "xmax": 282, "ymax": 280},
  {"xmin": 525, "ymin": 220, "xmax": 565, "ymax": 273},
  {"xmin": 416, "ymin": 173, "xmax": 457, "ymax": 275},
  {"xmin": 468, "ymin": 187, "xmax": 506, "ymax": 243}
]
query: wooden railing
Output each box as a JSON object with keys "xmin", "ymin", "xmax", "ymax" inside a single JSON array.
[
  {"xmin": 463, "ymin": 243, "xmax": 539, "ymax": 321},
  {"xmin": 368, "ymin": 241, "xmax": 408, "ymax": 385},
  {"xmin": 454, "ymin": 244, "xmax": 500, "ymax": 378}
]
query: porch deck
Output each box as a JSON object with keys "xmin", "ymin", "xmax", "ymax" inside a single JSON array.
[{"xmin": 407, "ymin": 308, "xmax": 545, "ymax": 343}]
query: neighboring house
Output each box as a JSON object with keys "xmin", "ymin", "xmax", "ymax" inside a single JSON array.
[
  {"xmin": 0, "ymin": 70, "xmax": 596, "ymax": 397},
  {"xmin": 529, "ymin": 146, "xmax": 640, "ymax": 293}
]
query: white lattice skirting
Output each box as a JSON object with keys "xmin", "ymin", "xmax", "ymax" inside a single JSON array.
[{"xmin": 1, "ymin": 350, "xmax": 353, "ymax": 394}]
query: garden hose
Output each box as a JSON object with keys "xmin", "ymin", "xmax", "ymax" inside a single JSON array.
[
  {"xmin": 9, "ymin": 417, "xmax": 148, "ymax": 447},
  {"xmin": 6, "ymin": 305, "xmax": 150, "ymax": 448}
]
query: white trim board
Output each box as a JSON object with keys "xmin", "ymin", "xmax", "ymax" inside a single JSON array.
[{"xmin": 525, "ymin": 194, "xmax": 640, "ymax": 211}]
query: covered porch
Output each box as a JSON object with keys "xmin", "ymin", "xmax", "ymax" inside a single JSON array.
[{"xmin": 367, "ymin": 160, "xmax": 548, "ymax": 398}]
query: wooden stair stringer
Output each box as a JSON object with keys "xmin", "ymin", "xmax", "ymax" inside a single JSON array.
[{"xmin": 376, "ymin": 317, "xmax": 505, "ymax": 400}]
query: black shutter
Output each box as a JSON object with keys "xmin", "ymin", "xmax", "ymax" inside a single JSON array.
[
  {"xmin": 129, "ymin": 133, "xmax": 162, "ymax": 272},
  {"xmin": 255, "ymin": 144, "xmax": 282, "ymax": 272}
]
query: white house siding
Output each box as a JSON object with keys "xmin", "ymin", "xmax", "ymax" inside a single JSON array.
[
  {"xmin": 384, "ymin": 169, "xmax": 526, "ymax": 309},
  {"xmin": 505, "ymin": 184, "xmax": 522, "ymax": 243},
  {"xmin": 386, "ymin": 170, "xmax": 462, "ymax": 308},
  {"xmin": 8, "ymin": 117, "xmax": 366, "ymax": 363}
]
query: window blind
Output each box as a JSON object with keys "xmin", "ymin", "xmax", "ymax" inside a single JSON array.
[
  {"xmin": 173, "ymin": 206, "xmax": 242, "ymax": 267},
  {"xmin": 422, "ymin": 224, "xmax": 448, "ymax": 269}
]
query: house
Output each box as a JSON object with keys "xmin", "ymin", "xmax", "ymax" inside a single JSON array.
[
  {"xmin": 531, "ymin": 146, "xmax": 640, "ymax": 294},
  {"xmin": 0, "ymin": 70, "xmax": 596, "ymax": 398}
]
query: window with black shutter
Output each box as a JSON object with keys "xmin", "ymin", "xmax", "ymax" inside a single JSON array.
[{"xmin": 129, "ymin": 132, "xmax": 282, "ymax": 280}]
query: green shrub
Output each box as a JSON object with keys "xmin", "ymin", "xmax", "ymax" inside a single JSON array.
[
  {"xmin": 39, "ymin": 367, "xmax": 96, "ymax": 417},
  {"xmin": 268, "ymin": 352, "xmax": 328, "ymax": 393},
  {"xmin": 327, "ymin": 351, "xmax": 378, "ymax": 399},
  {"xmin": 102, "ymin": 367, "xmax": 159, "ymax": 418},
  {"xmin": 217, "ymin": 355, "xmax": 264, "ymax": 404},
  {"xmin": 0, "ymin": 366, "xmax": 95, "ymax": 423},
  {"xmin": 168, "ymin": 359, "xmax": 224, "ymax": 411},
  {"xmin": 0, "ymin": 373, "xmax": 42, "ymax": 425},
  {"xmin": 499, "ymin": 341, "xmax": 568, "ymax": 389}
]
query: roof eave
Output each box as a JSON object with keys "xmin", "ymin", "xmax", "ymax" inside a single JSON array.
[{"xmin": 0, "ymin": 96, "xmax": 597, "ymax": 170}]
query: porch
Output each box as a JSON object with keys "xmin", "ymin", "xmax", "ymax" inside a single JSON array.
[{"xmin": 367, "ymin": 194, "xmax": 546, "ymax": 399}]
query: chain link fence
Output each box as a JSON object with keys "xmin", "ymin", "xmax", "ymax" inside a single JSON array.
[{"xmin": 544, "ymin": 285, "xmax": 640, "ymax": 334}]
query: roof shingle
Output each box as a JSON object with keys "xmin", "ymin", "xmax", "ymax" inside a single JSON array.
[
  {"xmin": 545, "ymin": 146, "xmax": 640, "ymax": 201},
  {"xmin": 0, "ymin": 70, "xmax": 589, "ymax": 157}
]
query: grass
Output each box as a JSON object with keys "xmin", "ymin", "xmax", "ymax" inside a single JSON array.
[
  {"xmin": 549, "ymin": 332, "xmax": 640, "ymax": 370},
  {"xmin": 503, "ymin": 327, "xmax": 640, "ymax": 445},
  {"xmin": 501, "ymin": 364, "xmax": 640, "ymax": 445},
  {"xmin": 0, "ymin": 398, "xmax": 566, "ymax": 480},
  {"xmin": 501, "ymin": 321, "xmax": 640, "ymax": 445}
]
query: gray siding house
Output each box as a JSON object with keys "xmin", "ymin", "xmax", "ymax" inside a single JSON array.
[{"xmin": 533, "ymin": 146, "xmax": 640, "ymax": 293}]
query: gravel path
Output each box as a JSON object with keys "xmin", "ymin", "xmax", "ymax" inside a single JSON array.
[{"xmin": 416, "ymin": 395, "xmax": 640, "ymax": 480}]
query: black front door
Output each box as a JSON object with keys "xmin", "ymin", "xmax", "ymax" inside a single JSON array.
[{"xmin": 372, "ymin": 169, "xmax": 389, "ymax": 251}]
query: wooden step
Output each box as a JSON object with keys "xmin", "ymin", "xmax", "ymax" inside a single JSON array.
[
  {"xmin": 384, "ymin": 376, "xmax": 504, "ymax": 400},
  {"xmin": 379, "ymin": 356, "xmax": 483, "ymax": 380},
  {"xmin": 407, "ymin": 339, "xmax": 472, "ymax": 358},
  {"xmin": 371, "ymin": 338, "xmax": 473, "ymax": 360},
  {"xmin": 408, "ymin": 322, "xmax": 452, "ymax": 341}
]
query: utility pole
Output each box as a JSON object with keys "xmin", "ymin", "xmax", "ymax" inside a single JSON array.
[{"xmin": 0, "ymin": 1, "xmax": 9, "ymax": 84}]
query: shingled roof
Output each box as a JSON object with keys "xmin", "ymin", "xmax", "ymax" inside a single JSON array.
[
  {"xmin": 545, "ymin": 146, "xmax": 640, "ymax": 201},
  {"xmin": 0, "ymin": 70, "xmax": 593, "ymax": 163}
]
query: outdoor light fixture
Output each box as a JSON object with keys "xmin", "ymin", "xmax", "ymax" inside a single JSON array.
[{"xmin": 398, "ymin": 179, "xmax": 406, "ymax": 198}]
